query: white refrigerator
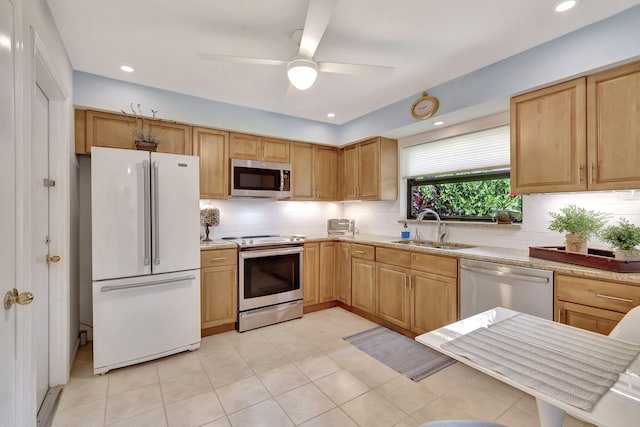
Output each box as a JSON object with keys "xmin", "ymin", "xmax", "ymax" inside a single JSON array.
[{"xmin": 91, "ymin": 147, "xmax": 201, "ymax": 375}]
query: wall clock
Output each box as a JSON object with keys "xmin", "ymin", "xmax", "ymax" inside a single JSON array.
[{"xmin": 410, "ymin": 91, "xmax": 439, "ymax": 120}]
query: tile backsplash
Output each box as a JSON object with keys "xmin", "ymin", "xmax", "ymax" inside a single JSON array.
[{"xmin": 202, "ymin": 189, "xmax": 640, "ymax": 251}]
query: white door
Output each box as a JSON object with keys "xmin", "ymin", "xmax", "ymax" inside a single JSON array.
[
  {"xmin": 32, "ymin": 84, "xmax": 51, "ymax": 410},
  {"xmin": 1, "ymin": 0, "xmax": 18, "ymax": 424},
  {"xmin": 151, "ymin": 152, "xmax": 200, "ymax": 274},
  {"xmin": 91, "ymin": 147, "xmax": 151, "ymax": 281}
]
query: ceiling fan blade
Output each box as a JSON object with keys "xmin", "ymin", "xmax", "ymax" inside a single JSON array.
[
  {"xmin": 197, "ymin": 53, "xmax": 285, "ymax": 66},
  {"xmin": 298, "ymin": 0, "xmax": 339, "ymax": 58},
  {"xmin": 318, "ymin": 61, "xmax": 395, "ymax": 76}
]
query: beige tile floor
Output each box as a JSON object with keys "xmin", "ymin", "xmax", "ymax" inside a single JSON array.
[{"xmin": 52, "ymin": 308, "xmax": 595, "ymax": 427}]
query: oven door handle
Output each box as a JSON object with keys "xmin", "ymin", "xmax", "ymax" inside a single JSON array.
[{"xmin": 240, "ymin": 246, "xmax": 303, "ymax": 259}]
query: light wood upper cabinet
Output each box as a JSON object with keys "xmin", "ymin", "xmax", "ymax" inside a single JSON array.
[
  {"xmin": 314, "ymin": 146, "xmax": 338, "ymax": 201},
  {"xmin": 342, "ymin": 144, "xmax": 359, "ymax": 200},
  {"xmin": 336, "ymin": 242, "xmax": 352, "ymax": 305},
  {"xmin": 511, "ymin": 60, "xmax": 640, "ymax": 194},
  {"xmin": 230, "ymin": 133, "xmax": 290, "ymax": 162},
  {"xmin": 291, "ymin": 142, "xmax": 314, "ymax": 200},
  {"xmin": 290, "ymin": 142, "xmax": 338, "ymax": 201},
  {"xmin": 78, "ymin": 109, "xmax": 192, "ymax": 155},
  {"xmin": 263, "ymin": 137, "xmax": 290, "ymax": 163},
  {"xmin": 555, "ymin": 273, "xmax": 640, "ymax": 335},
  {"xmin": 200, "ymin": 249, "xmax": 237, "ymax": 330},
  {"xmin": 341, "ymin": 137, "xmax": 397, "ymax": 201},
  {"xmin": 84, "ymin": 110, "xmax": 137, "ymax": 152},
  {"xmin": 193, "ymin": 127, "xmax": 229, "ymax": 199},
  {"xmin": 303, "ymin": 243, "xmax": 320, "ymax": 306},
  {"xmin": 510, "ymin": 78, "xmax": 587, "ymax": 194},
  {"xmin": 146, "ymin": 120, "xmax": 192, "ymax": 155},
  {"xmin": 587, "ymin": 61, "xmax": 640, "ymax": 191}
]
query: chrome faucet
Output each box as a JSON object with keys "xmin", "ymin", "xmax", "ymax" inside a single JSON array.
[{"xmin": 416, "ymin": 208, "xmax": 447, "ymax": 244}]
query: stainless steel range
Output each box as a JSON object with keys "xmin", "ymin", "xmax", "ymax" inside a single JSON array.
[{"xmin": 223, "ymin": 235, "xmax": 305, "ymax": 332}]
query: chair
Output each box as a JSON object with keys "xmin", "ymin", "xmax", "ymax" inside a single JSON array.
[
  {"xmin": 419, "ymin": 422, "xmax": 506, "ymax": 427},
  {"xmin": 609, "ymin": 305, "xmax": 640, "ymax": 344}
]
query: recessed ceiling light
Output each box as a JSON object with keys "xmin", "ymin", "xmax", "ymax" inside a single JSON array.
[
  {"xmin": 433, "ymin": 121, "xmax": 444, "ymax": 126},
  {"xmin": 120, "ymin": 65, "xmax": 134, "ymax": 73},
  {"xmin": 327, "ymin": 113, "xmax": 335, "ymax": 118},
  {"xmin": 555, "ymin": 0, "xmax": 578, "ymax": 12}
]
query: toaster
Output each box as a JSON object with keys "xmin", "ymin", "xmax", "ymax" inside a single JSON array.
[{"xmin": 327, "ymin": 218, "xmax": 355, "ymax": 236}]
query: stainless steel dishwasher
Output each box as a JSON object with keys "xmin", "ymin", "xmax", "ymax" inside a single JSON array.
[{"xmin": 459, "ymin": 259, "xmax": 554, "ymax": 320}]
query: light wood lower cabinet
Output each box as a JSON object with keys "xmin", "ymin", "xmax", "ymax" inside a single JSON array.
[
  {"xmin": 200, "ymin": 249, "xmax": 237, "ymax": 329},
  {"xmin": 376, "ymin": 263, "xmax": 411, "ymax": 329},
  {"xmin": 352, "ymin": 257, "xmax": 376, "ymax": 314},
  {"xmin": 304, "ymin": 242, "xmax": 336, "ymax": 306},
  {"xmin": 555, "ymin": 273, "xmax": 640, "ymax": 335},
  {"xmin": 374, "ymin": 247, "xmax": 457, "ymax": 334},
  {"xmin": 319, "ymin": 242, "xmax": 336, "ymax": 302},
  {"xmin": 410, "ymin": 271, "xmax": 457, "ymax": 334},
  {"xmin": 336, "ymin": 242, "xmax": 352, "ymax": 305},
  {"xmin": 303, "ymin": 243, "xmax": 320, "ymax": 306}
]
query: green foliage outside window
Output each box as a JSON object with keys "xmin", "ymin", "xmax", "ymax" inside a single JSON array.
[{"xmin": 408, "ymin": 171, "xmax": 522, "ymax": 222}]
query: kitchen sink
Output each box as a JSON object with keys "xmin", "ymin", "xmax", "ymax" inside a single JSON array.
[{"xmin": 390, "ymin": 240, "xmax": 475, "ymax": 250}]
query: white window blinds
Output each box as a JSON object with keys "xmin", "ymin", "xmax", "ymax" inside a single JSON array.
[{"xmin": 402, "ymin": 125, "xmax": 510, "ymax": 178}]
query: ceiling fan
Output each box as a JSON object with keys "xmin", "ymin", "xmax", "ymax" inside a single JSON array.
[{"xmin": 198, "ymin": 0, "xmax": 394, "ymax": 90}]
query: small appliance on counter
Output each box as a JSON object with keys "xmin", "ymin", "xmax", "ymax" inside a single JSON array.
[{"xmin": 327, "ymin": 218, "xmax": 355, "ymax": 236}]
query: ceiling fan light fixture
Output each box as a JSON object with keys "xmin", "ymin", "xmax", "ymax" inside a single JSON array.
[
  {"xmin": 287, "ymin": 58, "xmax": 318, "ymax": 90},
  {"xmin": 555, "ymin": 0, "xmax": 579, "ymax": 12}
]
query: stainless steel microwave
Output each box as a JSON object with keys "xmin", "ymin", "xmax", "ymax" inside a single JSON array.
[{"xmin": 230, "ymin": 159, "xmax": 291, "ymax": 198}]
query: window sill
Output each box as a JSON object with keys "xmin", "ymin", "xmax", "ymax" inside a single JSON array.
[{"xmin": 399, "ymin": 219, "xmax": 522, "ymax": 229}]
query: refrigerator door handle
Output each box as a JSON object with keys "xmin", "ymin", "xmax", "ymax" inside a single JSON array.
[
  {"xmin": 143, "ymin": 160, "xmax": 151, "ymax": 265},
  {"xmin": 100, "ymin": 274, "xmax": 197, "ymax": 292},
  {"xmin": 152, "ymin": 161, "xmax": 160, "ymax": 265}
]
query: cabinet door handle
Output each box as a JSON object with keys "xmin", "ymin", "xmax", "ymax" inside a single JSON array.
[
  {"xmin": 263, "ymin": 145, "xmax": 266, "ymax": 159},
  {"xmin": 577, "ymin": 162, "xmax": 583, "ymax": 184},
  {"xmin": 557, "ymin": 308, "xmax": 562, "ymax": 322},
  {"xmin": 209, "ymin": 257, "xmax": 227, "ymax": 262},
  {"xmin": 596, "ymin": 294, "xmax": 634, "ymax": 303},
  {"xmin": 588, "ymin": 162, "xmax": 594, "ymax": 184},
  {"xmin": 354, "ymin": 250, "xmax": 365, "ymax": 254}
]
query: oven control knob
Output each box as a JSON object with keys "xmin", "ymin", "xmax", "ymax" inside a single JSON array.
[
  {"xmin": 249, "ymin": 239, "xmax": 253, "ymax": 245},
  {"xmin": 241, "ymin": 239, "xmax": 246, "ymax": 245},
  {"xmin": 289, "ymin": 237, "xmax": 294, "ymax": 242}
]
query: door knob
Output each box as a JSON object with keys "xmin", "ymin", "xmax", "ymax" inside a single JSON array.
[
  {"xmin": 4, "ymin": 288, "xmax": 34, "ymax": 310},
  {"xmin": 46, "ymin": 255, "xmax": 61, "ymax": 263}
]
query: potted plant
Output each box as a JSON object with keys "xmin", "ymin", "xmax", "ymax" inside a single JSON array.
[
  {"xmin": 548, "ymin": 205, "xmax": 609, "ymax": 253},
  {"xmin": 599, "ymin": 219, "xmax": 640, "ymax": 261},
  {"xmin": 121, "ymin": 103, "xmax": 163, "ymax": 151},
  {"xmin": 493, "ymin": 193, "xmax": 521, "ymax": 224}
]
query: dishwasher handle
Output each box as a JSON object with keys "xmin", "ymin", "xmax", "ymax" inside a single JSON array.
[{"xmin": 460, "ymin": 264, "xmax": 550, "ymax": 284}]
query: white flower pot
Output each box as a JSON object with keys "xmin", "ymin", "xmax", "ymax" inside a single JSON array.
[{"xmin": 614, "ymin": 249, "xmax": 640, "ymax": 261}]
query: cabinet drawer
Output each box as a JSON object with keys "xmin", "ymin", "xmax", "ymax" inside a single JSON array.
[
  {"xmin": 376, "ymin": 247, "xmax": 410, "ymax": 268},
  {"xmin": 351, "ymin": 244, "xmax": 375, "ymax": 260},
  {"xmin": 411, "ymin": 253, "xmax": 457, "ymax": 278},
  {"xmin": 200, "ymin": 248, "xmax": 237, "ymax": 267},
  {"xmin": 556, "ymin": 274, "xmax": 640, "ymax": 313}
]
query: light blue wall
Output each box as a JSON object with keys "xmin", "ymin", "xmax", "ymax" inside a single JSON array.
[
  {"xmin": 74, "ymin": 5, "xmax": 640, "ymax": 145},
  {"xmin": 339, "ymin": 5, "xmax": 640, "ymax": 143},
  {"xmin": 73, "ymin": 72, "xmax": 341, "ymax": 144}
]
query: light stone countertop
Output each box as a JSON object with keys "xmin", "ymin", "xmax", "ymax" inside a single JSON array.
[
  {"xmin": 303, "ymin": 233, "xmax": 640, "ymax": 286},
  {"xmin": 199, "ymin": 239, "xmax": 237, "ymax": 250},
  {"xmin": 199, "ymin": 233, "xmax": 640, "ymax": 285}
]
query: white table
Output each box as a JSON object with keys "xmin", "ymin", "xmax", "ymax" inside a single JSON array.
[{"xmin": 415, "ymin": 307, "xmax": 640, "ymax": 427}]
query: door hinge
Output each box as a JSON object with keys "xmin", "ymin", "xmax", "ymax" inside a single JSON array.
[{"xmin": 43, "ymin": 178, "xmax": 56, "ymax": 187}]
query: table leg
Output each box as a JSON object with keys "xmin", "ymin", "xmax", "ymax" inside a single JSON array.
[{"xmin": 536, "ymin": 398, "xmax": 565, "ymax": 427}]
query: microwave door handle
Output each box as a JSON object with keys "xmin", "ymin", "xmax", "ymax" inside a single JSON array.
[{"xmin": 280, "ymin": 169, "xmax": 284, "ymax": 192}]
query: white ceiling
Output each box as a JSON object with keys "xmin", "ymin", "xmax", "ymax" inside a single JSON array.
[{"xmin": 48, "ymin": 0, "xmax": 639, "ymax": 125}]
